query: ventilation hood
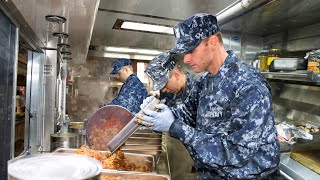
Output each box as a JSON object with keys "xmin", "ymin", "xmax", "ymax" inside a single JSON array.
[{"xmin": 1, "ymin": 0, "xmax": 100, "ymax": 64}]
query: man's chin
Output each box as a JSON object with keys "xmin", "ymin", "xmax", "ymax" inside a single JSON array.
[{"xmin": 192, "ymin": 68, "xmax": 202, "ymax": 73}]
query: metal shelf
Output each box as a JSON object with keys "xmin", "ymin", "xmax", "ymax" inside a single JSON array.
[{"xmin": 261, "ymin": 72, "xmax": 320, "ymax": 86}]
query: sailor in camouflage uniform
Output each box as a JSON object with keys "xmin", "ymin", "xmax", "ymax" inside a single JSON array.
[
  {"xmin": 136, "ymin": 13, "xmax": 280, "ymax": 179},
  {"xmin": 100, "ymin": 58, "xmax": 148, "ymax": 114},
  {"xmin": 145, "ymin": 51, "xmax": 195, "ymax": 107},
  {"xmin": 145, "ymin": 51, "xmax": 197, "ymax": 179}
]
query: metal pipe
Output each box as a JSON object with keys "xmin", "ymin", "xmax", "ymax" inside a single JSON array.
[{"xmin": 216, "ymin": 0, "xmax": 274, "ymax": 26}]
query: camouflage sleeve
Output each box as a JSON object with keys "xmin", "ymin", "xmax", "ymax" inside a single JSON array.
[
  {"xmin": 169, "ymin": 84, "xmax": 274, "ymax": 167},
  {"xmin": 110, "ymin": 75, "xmax": 148, "ymax": 114},
  {"xmin": 110, "ymin": 90, "xmax": 123, "ymax": 105},
  {"xmin": 170, "ymin": 75, "xmax": 204, "ymax": 127}
]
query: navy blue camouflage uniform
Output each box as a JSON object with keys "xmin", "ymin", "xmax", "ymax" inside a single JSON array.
[
  {"xmin": 107, "ymin": 74, "xmax": 147, "ymax": 114},
  {"xmin": 101, "ymin": 58, "xmax": 148, "ymax": 114},
  {"xmin": 169, "ymin": 51, "xmax": 280, "ymax": 179},
  {"xmin": 146, "ymin": 52, "xmax": 198, "ymax": 179}
]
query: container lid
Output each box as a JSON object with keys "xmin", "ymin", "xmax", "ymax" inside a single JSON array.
[{"xmin": 8, "ymin": 153, "xmax": 102, "ymax": 180}]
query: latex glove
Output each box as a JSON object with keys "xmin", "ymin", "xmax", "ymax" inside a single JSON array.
[
  {"xmin": 140, "ymin": 96, "xmax": 155, "ymax": 110},
  {"xmin": 138, "ymin": 126, "xmax": 147, "ymax": 130},
  {"xmin": 136, "ymin": 104, "xmax": 174, "ymax": 132}
]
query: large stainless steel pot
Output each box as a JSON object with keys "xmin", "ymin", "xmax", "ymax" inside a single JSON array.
[
  {"xmin": 69, "ymin": 121, "xmax": 84, "ymax": 133},
  {"xmin": 8, "ymin": 153, "xmax": 102, "ymax": 180},
  {"xmin": 50, "ymin": 132, "xmax": 81, "ymax": 151},
  {"xmin": 69, "ymin": 122, "xmax": 84, "ymax": 144}
]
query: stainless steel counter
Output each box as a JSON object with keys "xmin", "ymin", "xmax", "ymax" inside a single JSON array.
[{"xmin": 280, "ymin": 153, "xmax": 320, "ymax": 180}]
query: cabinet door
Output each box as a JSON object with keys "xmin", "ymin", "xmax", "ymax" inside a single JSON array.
[{"xmin": 24, "ymin": 51, "xmax": 45, "ymax": 153}]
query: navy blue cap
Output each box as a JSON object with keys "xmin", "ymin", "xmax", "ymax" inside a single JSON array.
[
  {"xmin": 111, "ymin": 58, "xmax": 132, "ymax": 74},
  {"xmin": 145, "ymin": 51, "xmax": 176, "ymax": 91},
  {"xmin": 170, "ymin": 13, "xmax": 220, "ymax": 54}
]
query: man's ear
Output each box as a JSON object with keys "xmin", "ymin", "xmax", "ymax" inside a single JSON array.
[
  {"xmin": 123, "ymin": 66, "xmax": 129, "ymax": 72},
  {"xmin": 173, "ymin": 69, "xmax": 180, "ymax": 80},
  {"xmin": 208, "ymin": 35, "xmax": 218, "ymax": 50}
]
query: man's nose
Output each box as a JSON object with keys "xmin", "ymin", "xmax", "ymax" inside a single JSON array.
[
  {"xmin": 161, "ymin": 88, "xmax": 168, "ymax": 93},
  {"xmin": 184, "ymin": 54, "xmax": 192, "ymax": 64}
]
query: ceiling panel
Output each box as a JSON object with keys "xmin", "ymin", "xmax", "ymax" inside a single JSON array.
[
  {"xmin": 90, "ymin": 0, "xmax": 237, "ymax": 52},
  {"xmin": 98, "ymin": 0, "xmax": 236, "ymax": 20},
  {"xmin": 7, "ymin": 0, "xmax": 320, "ymax": 63}
]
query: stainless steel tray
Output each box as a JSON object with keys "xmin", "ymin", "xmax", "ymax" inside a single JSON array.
[
  {"xmin": 125, "ymin": 137, "xmax": 162, "ymax": 145},
  {"xmin": 122, "ymin": 144, "xmax": 163, "ymax": 155},
  {"xmin": 53, "ymin": 148, "xmax": 155, "ymax": 172},
  {"xmin": 100, "ymin": 170, "xmax": 170, "ymax": 180},
  {"xmin": 123, "ymin": 130, "xmax": 163, "ymax": 155}
]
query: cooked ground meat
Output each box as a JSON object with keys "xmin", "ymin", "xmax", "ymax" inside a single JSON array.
[{"xmin": 74, "ymin": 144, "xmax": 150, "ymax": 172}]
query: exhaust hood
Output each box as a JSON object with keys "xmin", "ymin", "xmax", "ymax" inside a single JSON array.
[{"xmin": 3, "ymin": 0, "xmax": 100, "ymax": 64}]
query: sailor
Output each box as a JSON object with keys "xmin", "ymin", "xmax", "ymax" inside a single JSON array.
[
  {"xmin": 100, "ymin": 58, "xmax": 148, "ymax": 114},
  {"xmin": 137, "ymin": 13, "xmax": 280, "ymax": 179}
]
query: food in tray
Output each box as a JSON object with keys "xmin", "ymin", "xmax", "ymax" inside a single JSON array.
[
  {"xmin": 100, "ymin": 175, "xmax": 138, "ymax": 180},
  {"xmin": 88, "ymin": 115, "xmax": 125, "ymax": 150},
  {"xmin": 298, "ymin": 125, "xmax": 320, "ymax": 133},
  {"xmin": 74, "ymin": 144, "xmax": 150, "ymax": 172}
]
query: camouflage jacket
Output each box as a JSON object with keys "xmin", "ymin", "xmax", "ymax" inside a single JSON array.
[
  {"xmin": 160, "ymin": 71, "xmax": 194, "ymax": 107},
  {"xmin": 102, "ymin": 74, "xmax": 148, "ymax": 114},
  {"xmin": 169, "ymin": 51, "xmax": 280, "ymax": 179}
]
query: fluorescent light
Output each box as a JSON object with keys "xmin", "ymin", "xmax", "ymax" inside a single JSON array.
[
  {"xmin": 121, "ymin": 21, "xmax": 174, "ymax": 35},
  {"xmin": 105, "ymin": 47, "xmax": 164, "ymax": 55},
  {"xmin": 89, "ymin": 52, "xmax": 156, "ymax": 61}
]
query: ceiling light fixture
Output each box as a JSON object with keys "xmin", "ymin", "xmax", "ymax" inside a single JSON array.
[
  {"xmin": 216, "ymin": 0, "xmax": 270, "ymax": 25},
  {"xmin": 88, "ymin": 51, "xmax": 156, "ymax": 61},
  {"xmin": 105, "ymin": 46, "xmax": 163, "ymax": 55},
  {"xmin": 113, "ymin": 19, "xmax": 174, "ymax": 35}
]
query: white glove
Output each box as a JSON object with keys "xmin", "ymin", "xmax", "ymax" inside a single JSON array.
[
  {"xmin": 136, "ymin": 104, "xmax": 174, "ymax": 132},
  {"xmin": 140, "ymin": 96, "xmax": 155, "ymax": 110}
]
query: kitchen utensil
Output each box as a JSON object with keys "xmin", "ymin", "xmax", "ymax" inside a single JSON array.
[
  {"xmin": 85, "ymin": 105, "xmax": 133, "ymax": 150},
  {"xmin": 107, "ymin": 97, "xmax": 161, "ymax": 154}
]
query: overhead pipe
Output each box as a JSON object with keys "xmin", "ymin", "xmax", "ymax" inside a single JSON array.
[{"xmin": 216, "ymin": 0, "xmax": 274, "ymax": 26}]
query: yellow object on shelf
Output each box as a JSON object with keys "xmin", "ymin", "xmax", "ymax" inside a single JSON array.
[
  {"xmin": 258, "ymin": 50, "xmax": 269, "ymax": 71},
  {"xmin": 308, "ymin": 51, "xmax": 320, "ymax": 74},
  {"xmin": 17, "ymin": 107, "xmax": 23, "ymax": 114},
  {"xmin": 266, "ymin": 48, "xmax": 281, "ymax": 70}
]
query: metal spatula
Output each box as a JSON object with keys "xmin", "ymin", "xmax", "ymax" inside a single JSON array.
[{"xmin": 107, "ymin": 97, "xmax": 161, "ymax": 154}]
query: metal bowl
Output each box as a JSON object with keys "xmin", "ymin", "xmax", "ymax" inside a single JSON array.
[
  {"xmin": 86, "ymin": 105, "xmax": 133, "ymax": 150},
  {"xmin": 8, "ymin": 153, "xmax": 102, "ymax": 180}
]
